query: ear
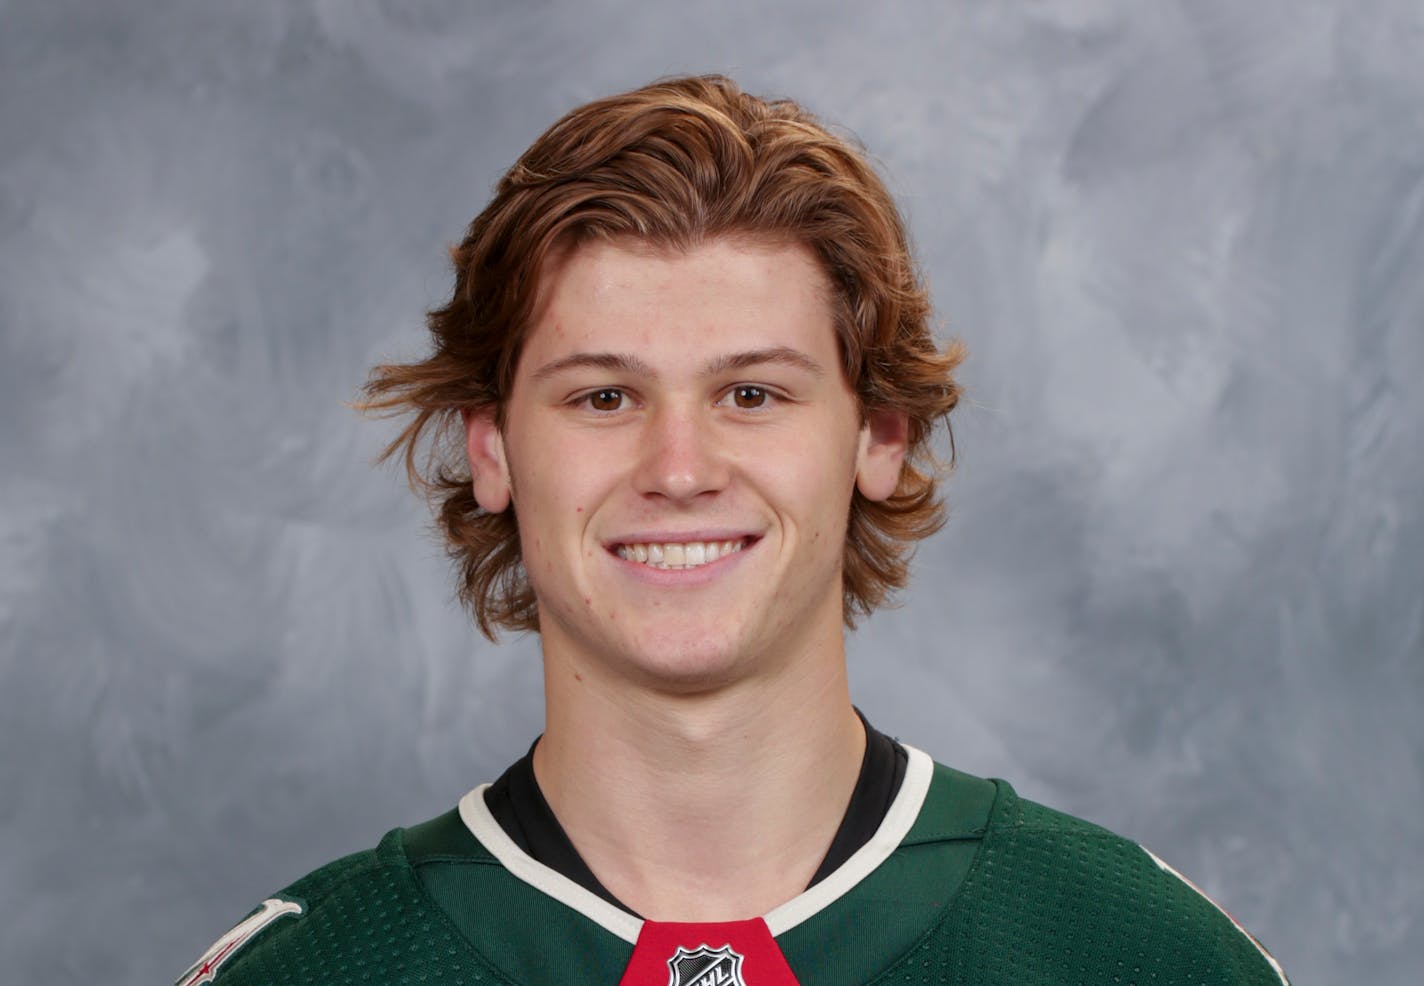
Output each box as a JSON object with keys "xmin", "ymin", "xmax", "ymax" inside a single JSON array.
[
  {"xmin": 461, "ymin": 406, "xmax": 512, "ymax": 513},
  {"xmin": 854, "ymin": 408, "xmax": 909, "ymax": 502}
]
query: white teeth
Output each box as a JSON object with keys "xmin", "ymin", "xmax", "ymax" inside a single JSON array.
[{"xmin": 615, "ymin": 539, "xmax": 748, "ymax": 570}]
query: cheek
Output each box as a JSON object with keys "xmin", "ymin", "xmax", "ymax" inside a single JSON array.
[
  {"xmin": 508, "ymin": 425, "xmax": 581, "ymax": 502},
  {"xmin": 507, "ymin": 438, "xmax": 611, "ymax": 554},
  {"xmin": 764, "ymin": 431, "xmax": 859, "ymax": 525}
]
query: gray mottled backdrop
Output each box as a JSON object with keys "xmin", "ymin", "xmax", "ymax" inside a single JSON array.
[{"xmin": 2, "ymin": 2, "xmax": 1420, "ymax": 983}]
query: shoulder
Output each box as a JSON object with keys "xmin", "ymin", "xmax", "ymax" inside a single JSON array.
[
  {"xmin": 174, "ymin": 826, "xmax": 461, "ymax": 986},
  {"xmin": 953, "ymin": 775, "xmax": 1289, "ymax": 985}
]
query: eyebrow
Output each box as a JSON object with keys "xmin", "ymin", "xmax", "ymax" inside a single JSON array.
[
  {"xmin": 529, "ymin": 346, "xmax": 826, "ymax": 383},
  {"xmin": 529, "ymin": 351, "xmax": 655, "ymax": 382},
  {"xmin": 704, "ymin": 347, "xmax": 826, "ymax": 378}
]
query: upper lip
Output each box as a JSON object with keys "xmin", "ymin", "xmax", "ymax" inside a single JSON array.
[{"xmin": 603, "ymin": 530, "xmax": 761, "ymax": 548}]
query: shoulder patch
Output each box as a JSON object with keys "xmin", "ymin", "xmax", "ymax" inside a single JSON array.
[
  {"xmin": 176, "ymin": 897, "xmax": 305, "ymax": 985},
  {"xmin": 1141, "ymin": 847, "xmax": 1289, "ymax": 986}
]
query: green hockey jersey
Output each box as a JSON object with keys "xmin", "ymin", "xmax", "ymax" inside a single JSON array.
[{"xmin": 178, "ymin": 748, "xmax": 1287, "ymax": 984}]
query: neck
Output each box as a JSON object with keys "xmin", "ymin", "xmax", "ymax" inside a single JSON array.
[{"xmin": 533, "ymin": 638, "xmax": 865, "ymax": 921}]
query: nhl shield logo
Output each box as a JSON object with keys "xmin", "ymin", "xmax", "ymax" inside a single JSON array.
[{"xmin": 666, "ymin": 943, "xmax": 746, "ymax": 986}]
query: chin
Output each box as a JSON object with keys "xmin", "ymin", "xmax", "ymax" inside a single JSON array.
[{"xmin": 615, "ymin": 628, "xmax": 758, "ymax": 695}]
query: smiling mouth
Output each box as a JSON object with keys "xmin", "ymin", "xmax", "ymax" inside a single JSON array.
[{"xmin": 613, "ymin": 538, "xmax": 753, "ymax": 570}]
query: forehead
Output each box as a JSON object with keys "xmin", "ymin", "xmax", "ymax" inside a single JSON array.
[{"xmin": 518, "ymin": 236, "xmax": 838, "ymax": 369}]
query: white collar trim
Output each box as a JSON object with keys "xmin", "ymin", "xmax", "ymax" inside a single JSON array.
[
  {"xmin": 764, "ymin": 744, "xmax": 932, "ymax": 935},
  {"xmin": 459, "ymin": 784, "xmax": 645, "ymax": 943},
  {"xmin": 456, "ymin": 743, "xmax": 934, "ymax": 944}
]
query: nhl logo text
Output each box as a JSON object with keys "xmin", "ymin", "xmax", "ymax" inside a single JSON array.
[{"xmin": 667, "ymin": 943, "xmax": 746, "ymax": 986}]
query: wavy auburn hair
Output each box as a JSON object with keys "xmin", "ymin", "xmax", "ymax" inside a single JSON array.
[{"xmin": 360, "ymin": 75, "xmax": 965, "ymax": 639}]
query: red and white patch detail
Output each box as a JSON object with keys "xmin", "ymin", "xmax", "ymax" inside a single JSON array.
[
  {"xmin": 1142, "ymin": 847, "xmax": 1289, "ymax": 985},
  {"xmin": 175, "ymin": 897, "xmax": 304, "ymax": 986}
]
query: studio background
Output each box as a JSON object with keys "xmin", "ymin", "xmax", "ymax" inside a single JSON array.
[{"xmin": 3, "ymin": 2, "xmax": 1420, "ymax": 984}]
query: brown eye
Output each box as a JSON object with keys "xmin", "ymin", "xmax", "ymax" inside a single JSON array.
[
  {"xmin": 588, "ymin": 389, "xmax": 623, "ymax": 411},
  {"xmin": 732, "ymin": 385, "xmax": 766, "ymax": 409}
]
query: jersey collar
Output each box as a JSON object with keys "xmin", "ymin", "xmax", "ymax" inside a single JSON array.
[{"xmin": 456, "ymin": 744, "xmax": 934, "ymax": 944}]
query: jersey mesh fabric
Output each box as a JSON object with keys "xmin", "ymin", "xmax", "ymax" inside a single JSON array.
[
  {"xmin": 197, "ymin": 774, "xmax": 1286, "ymax": 985},
  {"xmin": 211, "ymin": 833, "xmax": 512, "ymax": 986},
  {"xmin": 868, "ymin": 785, "xmax": 1286, "ymax": 985}
]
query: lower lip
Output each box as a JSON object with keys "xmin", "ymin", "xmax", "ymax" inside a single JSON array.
[{"xmin": 607, "ymin": 538, "xmax": 759, "ymax": 587}]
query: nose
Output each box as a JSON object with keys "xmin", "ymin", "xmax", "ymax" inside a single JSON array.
[{"xmin": 630, "ymin": 403, "xmax": 731, "ymax": 502}]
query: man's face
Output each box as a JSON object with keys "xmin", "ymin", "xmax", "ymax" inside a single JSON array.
[{"xmin": 464, "ymin": 237, "xmax": 906, "ymax": 692}]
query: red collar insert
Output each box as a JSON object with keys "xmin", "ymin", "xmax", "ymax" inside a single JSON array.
[{"xmin": 618, "ymin": 917, "xmax": 800, "ymax": 986}]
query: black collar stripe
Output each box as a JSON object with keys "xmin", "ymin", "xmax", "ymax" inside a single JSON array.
[{"xmin": 458, "ymin": 742, "xmax": 934, "ymax": 942}]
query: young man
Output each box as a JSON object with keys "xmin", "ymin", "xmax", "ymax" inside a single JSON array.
[{"xmin": 180, "ymin": 76, "xmax": 1288, "ymax": 985}]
